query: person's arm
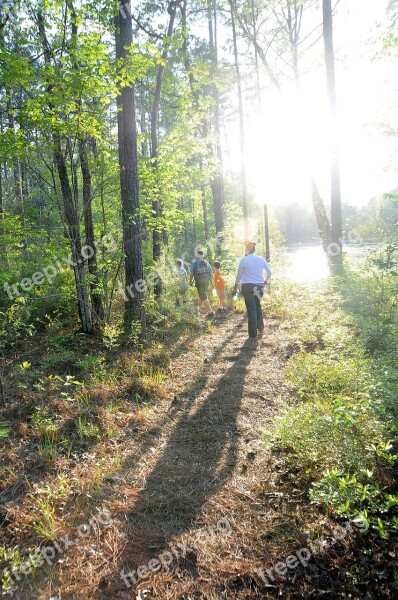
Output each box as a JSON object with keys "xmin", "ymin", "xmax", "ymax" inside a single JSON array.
[
  {"xmin": 263, "ymin": 259, "xmax": 272, "ymax": 283},
  {"xmin": 233, "ymin": 259, "xmax": 244, "ymax": 294},
  {"xmin": 189, "ymin": 262, "xmax": 195, "ymax": 285}
]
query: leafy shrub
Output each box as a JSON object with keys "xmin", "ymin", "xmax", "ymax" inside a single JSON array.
[
  {"xmin": 310, "ymin": 469, "xmax": 398, "ymax": 534},
  {"xmin": 0, "ymin": 297, "xmax": 35, "ymax": 350},
  {"xmin": 266, "ymin": 395, "xmax": 387, "ymax": 477},
  {"xmin": 285, "ymin": 351, "xmax": 373, "ymax": 401}
]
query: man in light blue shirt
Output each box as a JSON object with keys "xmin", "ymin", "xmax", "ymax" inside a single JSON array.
[{"xmin": 233, "ymin": 241, "xmax": 272, "ymax": 338}]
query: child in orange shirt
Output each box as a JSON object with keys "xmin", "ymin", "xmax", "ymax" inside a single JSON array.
[{"xmin": 213, "ymin": 261, "xmax": 227, "ymax": 312}]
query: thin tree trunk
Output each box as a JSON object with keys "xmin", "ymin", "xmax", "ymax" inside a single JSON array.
[
  {"xmin": 150, "ymin": 0, "xmax": 178, "ymax": 283},
  {"xmin": 323, "ymin": 0, "xmax": 342, "ymax": 251},
  {"xmin": 311, "ymin": 177, "xmax": 331, "ymax": 253},
  {"xmin": 37, "ymin": 10, "xmax": 93, "ymax": 334},
  {"xmin": 7, "ymin": 91, "xmax": 28, "ymax": 250},
  {"xmin": 116, "ymin": 0, "xmax": 146, "ymax": 333},
  {"xmin": 67, "ymin": 1, "xmax": 104, "ymax": 322},
  {"xmin": 201, "ymin": 186, "xmax": 209, "ymax": 239},
  {"xmin": 0, "ymin": 164, "xmax": 6, "ymax": 260},
  {"xmin": 229, "ymin": 0, "xmax": 249, "ymax": 241},
  {"xmin": 251, "ymin": 0, "xmax": 270, "ymax": 260},
  {"xmin": 208, "ymin": 0, "xmax": 225, "ymax": 233},
  {"xmin": 192, "ymin": 196, "xmax": 197, "ymax": 243},
  {"xmin": 139, "ymin": 81, "xmax": 147, "ymax": 156},
  {"xmin": 286, "ymin": 0, "xmax": 302, "ymax": 87},
  {"xmin": 250, "ymin": 0, "xmax": 261, "ymax": 112},
  {"xmin": 54, "ymin": 136, "xmax": 93, "ymax": 332},
  {"xmin": 79, "ymin": 137, "xmax": 104, "ymax": 321},
  {"xmin": 263, "ymin": 204, "xmax": 270, "ymax": 262}
]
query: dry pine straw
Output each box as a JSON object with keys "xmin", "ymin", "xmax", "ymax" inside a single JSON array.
[{"xmin": 2, "ymin": 311, "xmax": 334, "ymax": 599}]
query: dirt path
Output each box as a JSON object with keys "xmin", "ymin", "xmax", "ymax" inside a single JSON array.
[{"xmin": 74, "ymin": 311, "xmax": 291, "ymax": 600}]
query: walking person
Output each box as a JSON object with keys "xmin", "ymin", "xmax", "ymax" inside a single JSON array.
[
  {"xmin": 213, "ymin": 261, "xmax": 227, "ymax": 312},
  {"xmin": 189, "ymin": 250, "xmax": 215, "ymax": 318},
  {"xmin": 175, "ymin": 259, "xmax": 188, "ymax": 306},
  {"xmin": 233, "ymin": 241, "xmax": 272, "ymax": 339}
]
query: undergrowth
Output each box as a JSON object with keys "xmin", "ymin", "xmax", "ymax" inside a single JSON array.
[{"xmin": 264, "ymin": 247, "xmax": 398, "ymax": 536}]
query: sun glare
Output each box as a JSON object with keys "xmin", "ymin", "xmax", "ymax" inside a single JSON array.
[
  {"xmin": 224, "ymin": 58, "xmax": 397, "ymax": 211},
  {"xmin": 243, "ymin": 85, "xmax": 331, "ymax": 208}
]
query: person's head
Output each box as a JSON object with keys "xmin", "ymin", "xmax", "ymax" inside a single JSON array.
[
  {"xmin": 245, "ymin": 241, "xmax": 256, "ymax": 255},
  {"xmin": 176, "ymin": 259, "xmax": 183, "ymax": 267},
  {"xmin": 213, "ymin": 261, "xmax": 220, "ymax": 270},
  {"xmin": 196, "ymin": 250, "xmax": 204, "ymax": 260}
]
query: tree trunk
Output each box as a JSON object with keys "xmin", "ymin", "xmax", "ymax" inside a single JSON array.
[
  {"xmin": 79, "ymin": 137, "xmax": 104, "ymax": 322},
  {"xmin": 323, "ymin": 0, "xmax": 342, "ymax": 252},
  {"xmin": 37, "ymin": 10, "xmax": 93, "ymax": 333},
  {"xmin": 208, "ymin": 0, "xmax": 225, "ymax": 233},
  {"xmin": 311, "ymin": 177, "xmax": 331, "ymax": 253},
  {"xmin": 201, "ymin": 185, "xmax": 209, "ymax": 239},
  {"xmin": 116, "ymin": 0, "xmax": 146, "ymax": 334},
  {"xmin": 251, "ymin": 0, "xmax": 270, "ymax": 260},
  {"xmin": 263, "ymin": 203, "xmax": 270, "ymax": 262},
  {"xmin": 0, "ymin": 163, "xmax": 6, "ymax": 259},
  {"xmin": 229, "ymin": 0, "xmax": 249, "ymax": 241},
  {"xmin": 150, "ymin": 0, "xmax": 178, "ymax": 289},
  {"xmin": 67, "ymin": 1, "xmax": 104, "ymax": 322},
  {"xmin": 286, "ymin": 0, "xmax": 302, "ymax": 87},
  {"xmin": 7, "ymin": 91, "xmax": 28, "ymax": 250},
  {"xmin": 54, "ymin": 136, "xmax": 93, "ymax": 333}
]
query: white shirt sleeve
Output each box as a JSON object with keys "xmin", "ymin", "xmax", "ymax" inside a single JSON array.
[
  {"xmin": 263, "ymin": 258, "xmax": 272, "ymax": 281},
  {"xmin": 235, "ymin": 258, "xmax": 245, "ymax": 285}
]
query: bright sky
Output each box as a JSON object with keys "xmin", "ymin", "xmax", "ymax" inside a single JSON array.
[{"xmin": 222, "ymin": 0, "xmax": 398, "ymax": 208}]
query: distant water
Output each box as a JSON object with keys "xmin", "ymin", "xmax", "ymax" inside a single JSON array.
[
  {"xmin": 284, "ymin": 245, "xmax": 329, "ymax": 282},
  {"xmin": 283, "ymin": 244, "xmax": 377, "ymax": 282}
]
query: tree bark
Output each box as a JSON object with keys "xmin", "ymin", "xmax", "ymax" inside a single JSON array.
[
  {"xmin": 54, "ymin": 136, "xmax": 93, "ymax": 333},
  {"xmin": 7, "ymin": 91, "xmax": 28, "ymax": 250},
  {"xmin": 201, "ymin": 186, "xmax": 209, "ymax": 239},
  {"xmin": 0, "ymin": 163, "xmax": 5, "ymax": 258},
  {"xmin": 250, "ymin": 0, "xmax": 270, "ymax": 260},
  {"xmin": 229, "ymin": 0, "xmax": 249, "ymax": 242},
  {"xmin": 67, "ymin": 0, "xmax": 104, "ymax": 322},
  {"xmin": 37, "ymin": 10, "xmax": 93, "ymax": 334},
  {"xmin": 79, "ymin": 137, "xmax": 104, "ymax": 321},
  {"xmin": 311, "ymin": 177, "xmax": 331, "ymax": 253},
  {"xmin": 208, "ymin": 0, "xmax": 225, "ymax": 233},
  {"xmin": 150, "ymin": 0, "xmax": 178, "ymax": 278},
  {"xmin": 116, "ymin": 0, "xmax": 146, "ymax": 333},
  {"xmin": 323, "ymin": 0, "xmax": 342, "ymax": 251}
]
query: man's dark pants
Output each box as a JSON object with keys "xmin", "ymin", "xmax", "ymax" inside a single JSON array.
[{"xmin": 241, "ymin": 283, "xmax": 264, "ymax": 338}]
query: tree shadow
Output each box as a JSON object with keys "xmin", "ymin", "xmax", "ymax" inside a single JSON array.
[{"xmin": 122, "ymin": 334, "xmax": 257, "ymax": 550}]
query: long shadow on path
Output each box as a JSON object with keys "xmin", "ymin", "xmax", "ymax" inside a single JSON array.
[{"xmin": 125, "ymin": 335, "xmax": 256, "ymax": 551}]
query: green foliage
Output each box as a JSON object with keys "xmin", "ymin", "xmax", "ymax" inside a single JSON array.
[
  {"xmin": 265, "ymin": 263, "xmax": 398, "ymax": 535},
  {"xmin": 0, "ymin": 298, "xmax": 35, "ymax": 351},
  {"xmin": 310, "ymin": 469, "xmax": 398, "ymax": 534},
  {"xmin": 102, "ymin": 323, "xmax": 122, "ymax": 351},
  {"xmin": 266, "ymin": 395, "xmax": 386, "ymax": 476},
  {"xmin": 285, "ymin": 351, "xmax": 372, "ymax": 401},
  {"xmin": 0, "ymin": 546, "xmax": 23, "ymax": 594},
  {"xmin": 340, "ymin": 245, "xmax": 398, "ymax": 356},
  {"xmin": 77, "ymin": 417, "xmax": 100, "ymax": 440},
  {"xmin": 0, "ymin": 421, "xmax": 10, "ymax": 439},
  {"xmin": 25, "ymin": 476, "xmax": 70, "ymax": 540}
]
